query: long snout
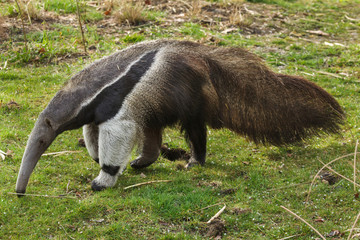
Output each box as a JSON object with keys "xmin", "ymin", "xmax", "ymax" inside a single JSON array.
[{"xmin": 16, "ymin": 119, "xmax": 57, "ymax": 195}]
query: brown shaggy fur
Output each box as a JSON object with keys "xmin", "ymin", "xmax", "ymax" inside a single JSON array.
[{"xmin": 193, "ymin": 44, "xmax": 344, "ymax": 145}]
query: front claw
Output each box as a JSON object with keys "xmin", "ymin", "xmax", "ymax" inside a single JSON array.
[
  {"xmin": 91, "ymin": 171, "xmax": 118, "ymax": 191},
  {"xmin": 91, "ymin": 180, "xmax": 107, "ymax": 191},
  {"xmin": 185, "ymin": 157, "xmax": 203, "ymax": 169}
]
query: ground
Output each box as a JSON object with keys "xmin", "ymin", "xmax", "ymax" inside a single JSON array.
[{"xmin": 0, "ymin": 0, "xmax": 360, "ymax": 239}]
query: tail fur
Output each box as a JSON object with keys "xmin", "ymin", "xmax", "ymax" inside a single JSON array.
[{"xmin": 206, "ymin": 48, "xmax": 344, "ymax": 146}]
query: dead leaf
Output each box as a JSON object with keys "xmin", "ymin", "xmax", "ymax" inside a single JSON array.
[
  {"xmin": 319, "ymin": 171, "xmax": 340, "ymax": 185},
  {"xmin": 78, "ymin": 138, "xmax": 86, "ymax": 147},
  {"xmin": 326, "ymin": 229, "xmax": 341, "ymax": 237},
  {"xmin": 221, "ymin": 28, "xmax": 238, "ymax": 34},
  {"xmin": 6, "ymin": 150, "xmax": 14, "ymax": 158},
  {"xmin": 38, "ymin": 47, "xmax": 46, "ymax": 54},
  {"xmin": 219, "ymin": 188, "xmax": 236, "ymax": 195},
  {"xmin": 314, "ymin": 217, "xmax": 325, "ymax": 223},
  {"xmin": 6, "ymin": 100, "xmax": 20, "ymax": 109},
  {"xmin": 355, "ymin": 192, "xmax": 359, "ymax": 199},
  {"xmin": 232, "ymin": 208, "xmax": 251, "ymax": 215},
  {"xmin": 104, "ymin": 9, "xmax": 111, "ymax": 16},
  {"xmin": 306, "ymin": 30, "xmax": 330, "ymax": 36}
]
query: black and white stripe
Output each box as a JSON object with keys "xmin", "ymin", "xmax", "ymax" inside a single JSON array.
[{"xmin": 56, "ymin": 50, "xmax": 158, "ymax": 133}]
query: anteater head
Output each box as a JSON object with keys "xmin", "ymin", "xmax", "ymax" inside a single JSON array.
[{"xmin": 15, "ymin": 111, "xmax": 60, "ymax": 195}]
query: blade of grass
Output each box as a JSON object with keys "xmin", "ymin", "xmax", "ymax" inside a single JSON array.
[
  {"xmin": 354, "ymin": 140, "xmax": 358, "ymax": 191},
  {"xmin": 124, "ymin": 180, "xmax": 172, "ymax": 190},
  {"xmin": 348, "ymin": 211, "xmax": 360, "ymax": 240}
]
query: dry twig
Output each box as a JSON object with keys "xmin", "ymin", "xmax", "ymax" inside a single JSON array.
[
  {"xmin": 8, "ymin": 192, "xmax": 77, "ymax": 199},
  {"xmin": 306, "ymin": 152, "xmax": 360, "ymax": 203},
  {"xmin": 354, "ymin": 140, "xmax": 359, "ymax": 191},
  {"xmin": 267, "ymin": 182, "xmax": 311, "ymax": 191},
  {"xmin": 207, "ymin": 204, "xmax": 226, "ymax": 224},
  {"xmin": 345, "ymin": 15, "xmax": 360, "ymax": 22},
  {"xmin": 42, "ymin": 150, "xmax": 82, "ymax": 157},
  {"xmin": 59, "ymin": 222, "xmax": 75, "ymax": 240},
  {"xmin": 124, "ymin": 180, "xmax": 172, "ymax": 190},
  {"xmin": 318, "ymin": 159, "xmax": 360, "ymax": 187},
  {"xmin": 316, "ymin": 70, "xmax": 343, "ymax": 79},
  {"xmin": 348, "ymin": 211, "xmax": 360, "ymax": 240},
  {"xmin": 280, "ymin": 206, "xmax": 326, "ymax": 240},
  {"xmin": 14, "ymin": 0, "xmax": 28, "ymax": 50},
  {"xmin": 191, "ymin": 202, "xmax": 224, "ymax": 213},
  {"xmin": 75, "ymin": 0, "xmax": 87, "ymax": 53},
  {"xmin": 278, "ymin": 234, "xmax": 302, "ymax": 240}
]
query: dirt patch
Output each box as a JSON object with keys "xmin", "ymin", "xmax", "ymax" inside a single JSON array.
[{"xmin": 205, "ymin": 219, "xmax": 226, "ymax": 239}]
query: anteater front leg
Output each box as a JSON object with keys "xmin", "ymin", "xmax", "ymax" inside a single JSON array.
[
  {"xmin": 130, "ymin": 127, "xmax": 162, "ymax": 169},
  {"xmin": 91, "ymin": 119, "xmax": 138, "ymax": 191},
  {"xmin": 83, "ymin": 123, "xmax": 99, "ymax": 164}
]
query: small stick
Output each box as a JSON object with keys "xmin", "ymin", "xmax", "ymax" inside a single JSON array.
[
  {"xmin": 345, "ymin": 228, "xmax": 360, "ymax": 232},
  {"xmin": 124, "ymin": 180, "xmax": 172, "ymax": 190},
  {"xmin": 318, "ymin": 160, "xmax": 360, "ymax": 188},
  {"xmin": 75, "ymin": 0, "xmax": 87, "ymax": 54},
  {"xmin": 66, "ymin": 180, "xmax": 71, "ymax": 193},
  {"xmin": 25, "ymin": 0, "xmax": 32, "ymax": 24},
  {"xmin": 348, "ymin": 211, "xmax": 360, "ymax": 240},
  {"xmin": 8, "ymin": 192, "xmax": 77, "ymax": 199},
  {"xmin": 345, "ymin": 15, "xmax": 360, "ymax": 22},
  {"xmin": 278, "ymin": 234, "xmax": 302, "ymax": 240},
  {"xmin": 280, "ymin": 206, "xmax": 326, "ymax": 240},
  {"xmin": 42, "ymin": 150, "xmax": 82, "ymax": 156},
  {"xmin": 14, "ymin": 0, "xmax": 28, "ymax": 51},
  {"xmin": 207, "ymin": 204, "xmax": 226, "ymax": 224},
  {"xmin": 59, "ymin": 222, "xmax": 75, "ymax": 240},
  {"xmin": 306, "ymin": 152, "xmax": 360, "ymax": 203},
  {"xmin": 191, "ymin": 202, "xmax": 224, "ymax": 213},
  {"xmin": 354, "ymin": 140, "xmax": 359, "ymax": 191},
  {"xmin": 267, "ymin": 182, "xmax": 312, "ymax": 192}
]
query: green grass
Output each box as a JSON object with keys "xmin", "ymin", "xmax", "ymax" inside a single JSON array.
[{"xmin": 1, "ymin": 0, "xmax": 360, "ymax": 239}]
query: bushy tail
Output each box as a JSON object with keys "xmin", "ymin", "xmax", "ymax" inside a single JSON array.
[{"xmin": 214, "ymin": 70, "xmax": 344, "ymax": 146}]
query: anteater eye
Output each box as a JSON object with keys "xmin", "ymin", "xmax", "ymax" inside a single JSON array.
[{"xmin": 45, "ymin": 118, "xmax": 52, "ymax": 128}]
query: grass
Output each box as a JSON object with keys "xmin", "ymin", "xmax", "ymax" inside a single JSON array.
[{"xmin": 1, "ymin": 0, "xmax": 360, "ymax": 239}]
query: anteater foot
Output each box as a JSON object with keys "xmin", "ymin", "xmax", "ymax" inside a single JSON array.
[
  {"xmin": 130, "ymin": 157, "xmax": 155, "ymax": 169},
  {"xmin": 91, "ymin": 180, "xmax": 107, "ymax": 191},
  {"xmin": 185, "ymin": 157, "xmax": 203, "ymax": 169}
]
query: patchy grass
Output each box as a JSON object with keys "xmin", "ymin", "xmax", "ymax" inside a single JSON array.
[{"xmin": 1, "ymin": 0, "xmax": 360, "ymax": 239}]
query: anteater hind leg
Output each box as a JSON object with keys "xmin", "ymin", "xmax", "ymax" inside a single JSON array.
[
  {"xmin": 130, "ymin": 127, "xmax": 162, "ymax": 169},
  {"xmin": 91, "ymin": 119, "xmax": 138, "ymax": 191},
  {"xmin": 184, "ymin": 122, "xmax": 207, "ymax": 168},
  {"xmin": 83, "ymin": 123, "xmax": 99, "ymax": 164}
]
